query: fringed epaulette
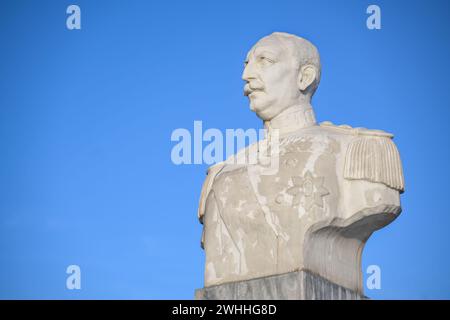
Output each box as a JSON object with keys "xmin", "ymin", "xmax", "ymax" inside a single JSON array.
[{"xmin": 320, "ymin": 121, "xmax": 405, "ymax": 192}]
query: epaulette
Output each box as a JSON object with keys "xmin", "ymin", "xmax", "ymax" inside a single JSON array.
[
  {"xmin": 320, "ymin": 121, "xmax": 394, "ymax": 138},
  {"xmin": 320, "ymin": 121, "xmax": 404, "ymax": 192}
]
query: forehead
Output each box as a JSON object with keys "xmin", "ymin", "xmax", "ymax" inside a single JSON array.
[{"xmin": 246, "ymin": 36, "xmax": 287, "ymax": 60}]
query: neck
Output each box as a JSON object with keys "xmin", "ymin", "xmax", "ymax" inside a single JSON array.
[{"xmin": 264, "ymin": 102, "xmax": 317, "ymax": 136}]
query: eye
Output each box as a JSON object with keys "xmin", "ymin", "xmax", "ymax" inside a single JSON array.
[
  {"xmin": 243, "ymin": 60, "xmax": 249, "ymax": 67},
  {"xmin": 258, "ymin": 56, "xmax": 275, "ymax": 64}
]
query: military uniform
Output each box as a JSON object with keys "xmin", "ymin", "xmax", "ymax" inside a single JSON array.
[{"xmin": 197, "ymin": 108, "xmax": 404, "ymax": 293}]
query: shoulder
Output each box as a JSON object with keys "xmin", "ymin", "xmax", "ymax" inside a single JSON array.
[
  {"xmin": 197, "ymin": 139, "xmax": 261, "ymax": 222},
  {"xmin": 198, "ymin": 162, "xmax": 225, "ymax": 223},
  {"xmin": 197, "ymin": 139, "xmax": 258, "ymax": 219},
  {"xmin": 320, "ymin": 121, "xmax": 404, "ymax": 193},
  {"xmin": 319, "ymin": 121, "xmax": 394, "ymax": 138}
]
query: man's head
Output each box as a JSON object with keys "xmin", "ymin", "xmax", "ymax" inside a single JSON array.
[{"xmin": 242, "ymin": 32, "xmax": 321, "ymax": 120}]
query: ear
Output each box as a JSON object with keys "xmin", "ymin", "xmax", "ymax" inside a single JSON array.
[{"xmin": 297, "ymin": 64, "xmax": 317, "ymax": 92}]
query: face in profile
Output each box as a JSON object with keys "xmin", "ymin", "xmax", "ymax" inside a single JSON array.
[{"xmin": 242, "ymin": 36, "xmax": 301, "ymax": 121}]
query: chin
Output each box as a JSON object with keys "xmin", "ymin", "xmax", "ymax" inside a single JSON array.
[
  {"xmin": 254, "ymin": 108, "xmax": 273, "ymax": 121},
  {"xmin": 250, "ymin": 100, "xmax": 273, "ymax": 120}
]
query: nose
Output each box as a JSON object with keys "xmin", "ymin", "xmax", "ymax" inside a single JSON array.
[{"xmin": 242, "ymin": 61, "xmax": 256, "ymax": 82}]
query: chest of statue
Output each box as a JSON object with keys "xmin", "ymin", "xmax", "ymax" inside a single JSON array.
[
  {"xmin": 212, "ymin": 132, "xmax": 343, "ymax": 226},
  {"xmin": 205, "ymin": 131, "xmax": 345, "ymax": 279},
  {"xmin": 201, "ymin": 124, "xmax": 403, "ymax": 290}
]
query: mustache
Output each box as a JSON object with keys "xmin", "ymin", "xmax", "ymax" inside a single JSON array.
[{"xmin": 244, "ymin": 80, "xmax": 265, "ymax": 96}]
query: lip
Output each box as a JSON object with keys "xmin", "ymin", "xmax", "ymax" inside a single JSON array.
[
  {"xmin": 244, "ymin": 86, "xmax": 263, "ymax": 97},
  {"xmin": 244, "ymin": 85, "xmax": 252, "ymax": 96}
]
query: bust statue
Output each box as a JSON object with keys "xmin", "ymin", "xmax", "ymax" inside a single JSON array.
[{"xmin": 197, "ymin": 32, "xmax": 404, "ymax": 296}]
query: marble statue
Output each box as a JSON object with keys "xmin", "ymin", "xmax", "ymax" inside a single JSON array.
[{"xmin": 196, "ymin": 32, "xmax": 404, "ymax": 298}]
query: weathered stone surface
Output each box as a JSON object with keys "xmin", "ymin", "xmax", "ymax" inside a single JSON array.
[
  {"xmin": 196, "ymin": 32, "xmax": 404, "ymax": 298},
  {"xmin": 195, "ymin": 270, "xmax": 366, "ymax": 300}
]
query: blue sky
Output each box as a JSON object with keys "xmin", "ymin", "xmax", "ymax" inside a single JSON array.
[{"xmin": 0, "ymin": 0, "xmax": 449, "ymax": 299}]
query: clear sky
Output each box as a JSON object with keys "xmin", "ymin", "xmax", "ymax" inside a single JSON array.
[{"xmin": 1, "ymin": 0, "xmax": 449, "ymax": 299}]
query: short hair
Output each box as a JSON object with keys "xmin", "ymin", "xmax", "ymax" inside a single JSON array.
[{"xmin": 266, "ymin": 32, "xmax": 321, "ymax": 97}]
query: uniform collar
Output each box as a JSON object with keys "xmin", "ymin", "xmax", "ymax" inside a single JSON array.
[{"xmin": 264, "ymin": 104, "xmax": 317, "ymax": 137}]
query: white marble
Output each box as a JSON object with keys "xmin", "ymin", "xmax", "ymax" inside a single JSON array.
[{"xmin": 198, "ymin": 32, "xmax": 404, "ymax": 295}]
